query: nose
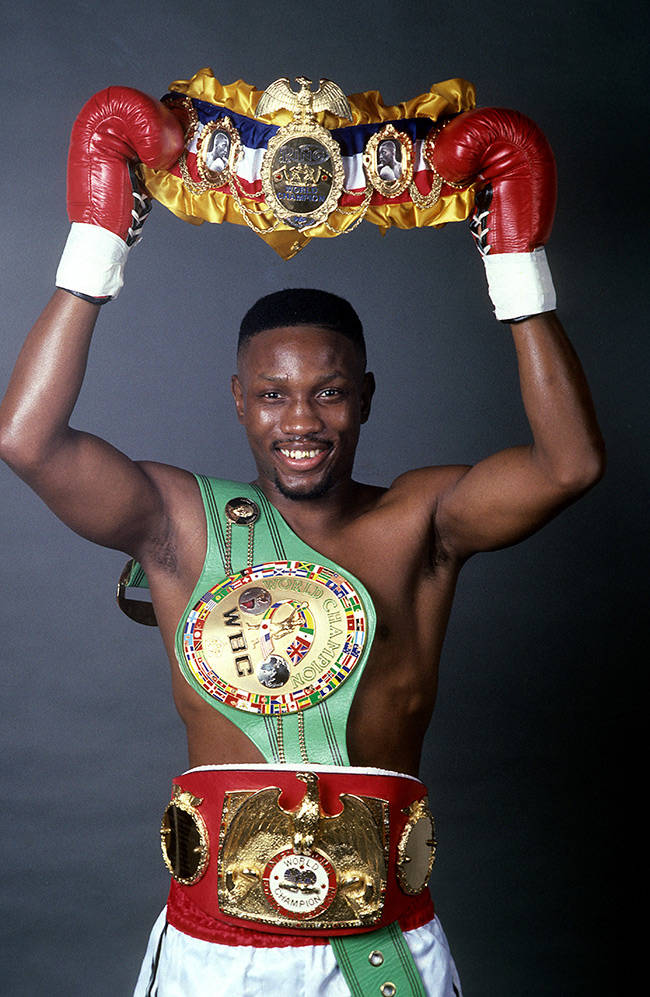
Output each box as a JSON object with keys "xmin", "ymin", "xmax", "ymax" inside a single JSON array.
[{"xmin": 280, "ymin": 397, "xmax": 324, "ymax": 437}]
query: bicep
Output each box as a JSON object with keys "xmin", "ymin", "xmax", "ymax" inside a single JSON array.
[
  {"xmin": 435, "ymin": 445, "xmax": 581, "ymax": 557},
  {"xmin": 12, "ymin": 429, "xmax": 165, "ymax": 554}
]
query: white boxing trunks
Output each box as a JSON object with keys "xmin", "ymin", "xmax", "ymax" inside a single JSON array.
[{"xmin": 134, "ymin": 908, "xmax": 463, "ymax": 996}]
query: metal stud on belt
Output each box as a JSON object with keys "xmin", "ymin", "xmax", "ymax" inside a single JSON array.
[{"xmin": 224, "ymin": 496, "xmax": 260, "ymax": 575}]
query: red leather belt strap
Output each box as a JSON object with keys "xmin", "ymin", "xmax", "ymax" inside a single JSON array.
[{"xmin": 163, "ymin": 765, "xmax": 435, "ymax": 946}]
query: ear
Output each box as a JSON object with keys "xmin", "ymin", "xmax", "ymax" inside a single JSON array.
[
  {"xmin": 231, "ymin": 374, "xmax": 245, "ymax": 421},
  {"xmin": 360, "ymin": 371, "xmax": 375, "ymax": 424}
]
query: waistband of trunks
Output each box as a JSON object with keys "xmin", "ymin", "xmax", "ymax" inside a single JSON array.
[{"xmin": 161, "ymin": 764, "xmax": 436, "ymax": 943}]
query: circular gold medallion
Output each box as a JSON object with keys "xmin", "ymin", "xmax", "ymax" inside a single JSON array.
[
  {"xmin": 160, "ymin": 788, "xmax": 209, "ymax": 885},
  {"xmin": 224, "ymin": 497, "xmax": 260, "ymax": 525},
  {"xmin": 181, "ymin": 560, "xmax": 367, "ymax": 715},
  {"xmin": 396, "ymin": 798, "xmax": 436, "ymax": 895}
]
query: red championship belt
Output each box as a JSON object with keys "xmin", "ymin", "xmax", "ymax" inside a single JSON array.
[{"xmin": 161, "ymin": 765, "xmax": 436, "ymax": 945}]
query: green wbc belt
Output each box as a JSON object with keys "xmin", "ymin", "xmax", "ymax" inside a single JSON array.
[{"xmin": 173, "ymin": 476, "xmax": 376, "ymax": 765}]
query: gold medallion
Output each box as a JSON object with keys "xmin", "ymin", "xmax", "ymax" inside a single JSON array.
[
  {"xmin": 218, "ymin": 772, "xmax": 388, "ymax": 928},
  {"xmin": 257, "ymin": 77, "xmax": 352, "ymax": 230},
  {"xmin": 196, "ymin": 115, "xmax": 243, "ymax": 189},
  {"xmin": 160, "ymin": 786, "xmax": 210, "ymax": 885},
  {"xmin": 180, "ymin": 559, "xmax": 368, "ymax": 715},
  {"xmin": 363, "ymin": 123, "xmax": 414, "ymax": 199},
  {"xmin": 224, "ymin": 496, "xmax": 260, "ymax": 526},
  {"xmin": 167, "ymin": 93, "xmax": 244, "ymax": 195},
  {"xmin": 396, "ymin": 797, "xmax": 436, "ymax": 895}
]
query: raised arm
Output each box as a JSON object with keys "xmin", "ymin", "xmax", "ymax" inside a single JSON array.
[
  {"xmin": 435, "ymin": 310, "xmax": 604, "ymax": 556},
  {"xmin": 0, "ymin": 88, "xmax": 184, "ymax": 555},
  {"xmin": 429, "ymin": 108, "xmax": 605, "ymax": 557}
]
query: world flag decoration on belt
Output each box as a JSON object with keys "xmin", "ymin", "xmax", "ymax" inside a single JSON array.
[
  {"xmin": 141, "ymin": 68, "xmax": 478, "ymax": 259},
  {"xmin": 180, "ymin": 560, "xmax": 369, "ymax": 715}
]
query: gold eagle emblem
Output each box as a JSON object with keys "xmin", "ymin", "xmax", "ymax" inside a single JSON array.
[
  {"xmin": 218, "ymin": 771, "xmax": 388, "ymax": 928},
  {"xmin": 257, "ymin": 76, "xmax": 352, "ymax": 122}
]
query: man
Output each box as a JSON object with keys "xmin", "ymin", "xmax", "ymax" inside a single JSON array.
[
  {"xmin": 377, "ymin": 138, "xmax": 402, "ymax": 182},
  {"xmin": 203, "ymin": 128, "xmax": 230, "ymax": 174},
  {"xmin": 0, "ymin": 88, "xmax": 604, "ymax": 996}
]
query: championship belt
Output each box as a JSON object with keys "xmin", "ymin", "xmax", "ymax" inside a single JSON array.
[
  {"xmin": 141, "ymin": 68, "xmax": 477, "ymax": 259},
  {"xmin": 118, "ymin": 477, "xmax": 376, "ymax": 766},
  {"xmin": 161, "ymin": 766, "xmax": 436, "ymax": 937}
]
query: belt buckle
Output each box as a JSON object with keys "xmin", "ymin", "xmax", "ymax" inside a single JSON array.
[{"xmin": 218, "ymin": 771, "xmax": 389, "ymax": 929}]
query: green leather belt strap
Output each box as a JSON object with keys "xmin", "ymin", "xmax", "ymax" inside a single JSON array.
[
  {"xmin": 174, "ymin": 476, "xmax": 377, "ymax": 766},
  {"xmin": 119, "ymin": 477, "xmax": 376, "ymax": 764},
  {"xmin": 331, "ymin": 922, "xmax": 427, "ymax": 997}
]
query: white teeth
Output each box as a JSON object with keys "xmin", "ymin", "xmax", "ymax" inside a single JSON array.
[{"xmin": 279, "ymin": 448, "xmax": 322, "ymax": 460}]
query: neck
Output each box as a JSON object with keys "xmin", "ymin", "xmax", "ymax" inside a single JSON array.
[{"xmin": 253, "ymin": 475, "xmax": 372, "ymax": 535}]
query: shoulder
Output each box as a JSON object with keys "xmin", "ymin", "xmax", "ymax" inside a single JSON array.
[
  {"xmin": 368, "ymin": 466, "xmax": 472, "ymax": 567},
  {"xmin": 132, "ymin": 462, "xmax": 204, "ymax": 565},
  {"xmin": 384, "ymin": 465, "xmax": 472, "ymax": 511},
  {"xmin": 135, "ymin": 464, "xmax": 250, "ymax": 494},
  {"xmin": 136, "ymin": 460, "xmax": 200, "ymax": 503}
]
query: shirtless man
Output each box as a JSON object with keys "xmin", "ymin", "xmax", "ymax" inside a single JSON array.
[{"xmin": 0, "ymin": 90, "xmax": 604, "ymax": 996}]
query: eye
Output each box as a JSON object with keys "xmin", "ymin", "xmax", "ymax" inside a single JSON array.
[
  {"xmin": 260, "ymin": 390, "xmax": 283, "ymax": 400},
  {"xmin": 318, "ymin": 387, "xmax": 343, "ymax": 399}
]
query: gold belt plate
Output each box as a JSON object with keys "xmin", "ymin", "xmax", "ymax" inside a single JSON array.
[
  {"xmin": 180, "ymin": 560, "xmax": 368, "ymax": 715},
  {"xmin": 260, "ymin": 120, "xmax": 345, "ymax": 231},
  {"xmin": 257, "ymin": 77, "xmax": 351, "ymax": 231},
  {"xmin": 218, "ymin": 772, "xmax": 389, "ymax": 929}
]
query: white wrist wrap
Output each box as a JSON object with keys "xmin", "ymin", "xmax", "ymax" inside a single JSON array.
[
  {"xmin": 483, "ymin": 247, "xmax": 556, "ymax": 321},
  {"xmin": 55, "ymin": 223, "xmax": 130, "ymax": 300}
]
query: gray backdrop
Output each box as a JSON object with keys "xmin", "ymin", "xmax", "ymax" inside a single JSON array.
[{"xmin": 1, "ymin": 1, "xmax": 645, "ymax": 994}]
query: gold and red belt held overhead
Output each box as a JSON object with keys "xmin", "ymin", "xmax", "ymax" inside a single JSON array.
[{"xmin": 161, "ymin": 765, "xmax": 436, "ymax": 941}]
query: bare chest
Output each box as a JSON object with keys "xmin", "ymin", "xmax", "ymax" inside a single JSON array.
[
  {"xmin": 142, "ymin": 491, "xmax": 460, "ymax": 772},
  {"xmin": 148, "ymin": 490, "xmax": 457, "ymax": 656}
]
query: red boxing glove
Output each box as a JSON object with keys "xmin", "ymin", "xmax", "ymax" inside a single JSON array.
[
  {"xmin": 56, "ymin": 87, "xmax": 184, "ymax": 302},
  {"xmin": 431, "ymin": 108, "xmax": 557, "ymax": 321}
]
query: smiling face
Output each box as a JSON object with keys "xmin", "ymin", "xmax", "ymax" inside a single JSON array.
[{"xmin": 232, "ymin": 325, "xmax": 374, "ymax": 502}]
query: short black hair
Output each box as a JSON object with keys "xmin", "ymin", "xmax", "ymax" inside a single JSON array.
[{"xmin": 238, "ymin": 288, "xmax": 366, "ymax": 366}]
